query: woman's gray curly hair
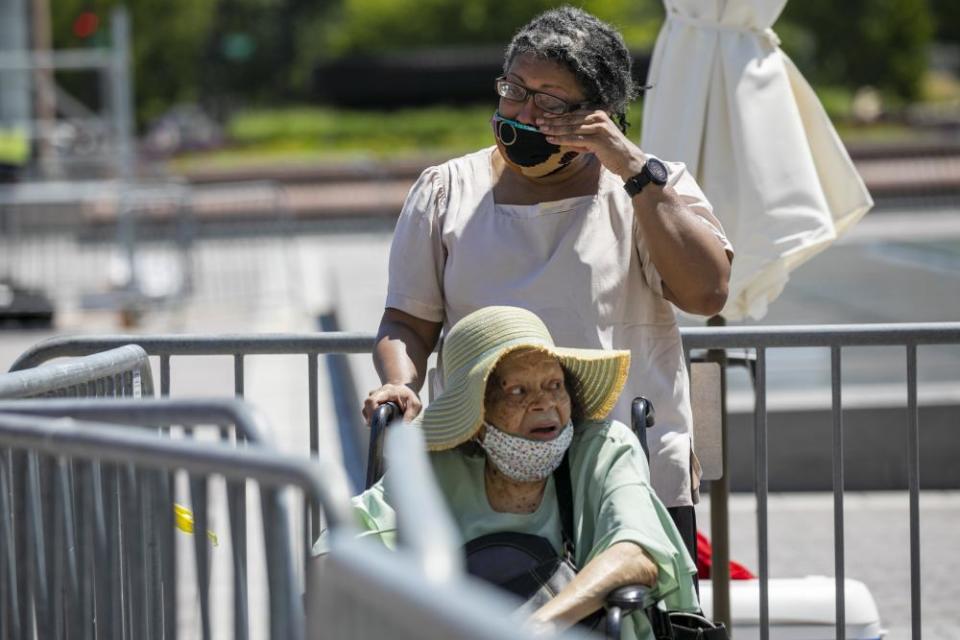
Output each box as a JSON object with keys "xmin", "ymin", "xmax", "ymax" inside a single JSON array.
[{"xmin": 503, "ymin": 6, "xmax": 636, "ymax": 131}]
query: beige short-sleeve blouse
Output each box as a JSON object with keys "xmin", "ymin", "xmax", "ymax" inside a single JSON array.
[{"xmin": 385, "ymin": 146, "xmax": 731, "ymax": 507}]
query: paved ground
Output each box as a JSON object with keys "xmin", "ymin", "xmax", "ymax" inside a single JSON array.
[
  {"xmin": 696, "ymin": 492, "xmax": 960, "ymax": 640},
  {"xmin": 1, "ymin": 201, "xmax": 958, "ymax": 638}
]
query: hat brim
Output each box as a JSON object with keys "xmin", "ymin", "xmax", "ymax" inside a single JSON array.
[{"xmin": 414, "ymin": 342, "xmax": 630, "ymax": 451}]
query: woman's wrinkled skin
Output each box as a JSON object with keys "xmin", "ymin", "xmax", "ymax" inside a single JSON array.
[
  {"xmin": 481, "ymin": 349, "xmax": 571, "ymax": 514},
  {"xmin": 483, "ymin": 349, "xmax": 571, "ymax": 440}
]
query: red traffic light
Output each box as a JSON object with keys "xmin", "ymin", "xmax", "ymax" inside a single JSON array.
[{"xmin": 72, "ymin": 11, "xmax": 99, "ymax": 39}]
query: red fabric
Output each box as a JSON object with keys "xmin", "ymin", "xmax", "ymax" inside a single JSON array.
[{"xmin": 696, "ymin": 531, "xmax": 755, "ymax": 580}]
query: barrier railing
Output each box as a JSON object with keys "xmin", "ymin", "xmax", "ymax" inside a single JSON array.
[
  {"xmin": 10, "ymin": 321, "xmax": 960, "ymax": 639},
  {"xmin": 0, "ymin": 345, "xmax": 352, "ymax": 639},
  {"xmin": 0, "ymin": 344, "xmax": 153, "ymax": 399},
  {"xmin": 10, "ymin": 333, "xmax": 373, "ymax": 543},
  {"xmin": 0, "ymin": 411, "xmax": 354, "ymax": 640},
  {"xmin": 680, "ymin": 322, "xmax": 960, "ymax": 640},
  {"xmin": 0, "ymin": 397, "xmax": 312, "ymax": 640}
]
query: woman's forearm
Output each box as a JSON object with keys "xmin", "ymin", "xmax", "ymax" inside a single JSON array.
[
  {"xmin": 530, "ymin": 542, "xmax": 658, "ymax": 630},
  {"xmin": 373, "ymin": 308, "xmax": 442, "ymax": 390},
  {"xmin": 632, "ymin": 185, "xmax": 731, "ymax": 316}
]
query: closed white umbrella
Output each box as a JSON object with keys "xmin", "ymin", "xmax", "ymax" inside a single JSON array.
[{"xmin": 641, "ymin": 0, "xmax": 874, "ymax": 320}]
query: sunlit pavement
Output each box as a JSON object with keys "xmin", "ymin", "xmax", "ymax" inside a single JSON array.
[{"xmin": 696, "ymin": 492, "xmax": 960, "ymax": 640}]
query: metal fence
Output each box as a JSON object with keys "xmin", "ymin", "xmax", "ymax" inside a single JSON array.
[
  {"xmin": 0, "ymin": 178, "xmax": 298, "ymax": 319},
  {"xmin": 8, "ymin": 321, "xmax": 960, "ymax": 639},
  {"xmin": 9, "ymin": 333, "xmax": 374, "ymax": 545},
  {"xmin": 680, "ymin": 322, "xmax": 960, "ymax": 640},
  {"xmin": 0, "ymin": 344, "xmax": 153, "ymax": 399},
  {"xmin": 0, "ymin": 344, "xmax": 349, "ymax": 639},
  {"xmin": 0, "ymin": 410, "xmax": 354, "ymax": 640}
]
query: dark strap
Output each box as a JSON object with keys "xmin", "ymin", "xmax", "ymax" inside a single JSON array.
[{"xmin": 553, "ymin": 452, "xmax": 575, "ymax": 560}]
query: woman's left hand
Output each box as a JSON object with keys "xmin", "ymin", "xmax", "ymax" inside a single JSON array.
[{"xmin": 537, "ymin": 109, "xmax": 646, "ymax": 181}]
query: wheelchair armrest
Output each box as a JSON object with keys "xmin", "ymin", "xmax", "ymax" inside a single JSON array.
[
  {"xmin": 604, "ymin": 584, "xmax": 659, "ymax": 640},
  {"xmin": 365, "ymin": 401, "xmax": 400, "ymax": 489},
  {"xmin": 606, "ymin": 584, "xmax": 658, "ymax": 612}
]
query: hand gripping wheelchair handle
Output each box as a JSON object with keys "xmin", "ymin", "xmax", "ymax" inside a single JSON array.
[{"xmin": 365, "ymin": 401, "xmax": 401, "ymax": 489}]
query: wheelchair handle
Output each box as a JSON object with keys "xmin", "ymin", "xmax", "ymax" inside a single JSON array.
[
  {"xmin": 631, "ymin": 397, "xmax": 655, "ymax": 462},
  {"xmin": 365, "ymin": 401, "xmax": 401, "ymax": 489}
]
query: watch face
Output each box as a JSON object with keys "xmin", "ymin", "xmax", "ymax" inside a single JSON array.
[{"xmin": 646, "ymin": 158, "xmax": 668, "ymax": 184}]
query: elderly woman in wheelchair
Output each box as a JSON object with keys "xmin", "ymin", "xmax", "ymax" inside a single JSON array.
[{"xmin": 348, "ymin": 306, "xmax": 701, "ymax": 638}]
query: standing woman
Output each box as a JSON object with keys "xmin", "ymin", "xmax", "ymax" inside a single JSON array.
[{"xmin": 363, "ymin": 6, "xmax": 732, "ymax": 541}]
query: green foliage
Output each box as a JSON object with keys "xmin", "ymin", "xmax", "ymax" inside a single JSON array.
[
  {"xmin": 175, "ymin": 100, "xmax": 643, "ymax": 168},
  {"xmin": 779, "ymin": 0, "xmax": 933, "ymax": 100},
  {"xmin": 321, "ymin": 0, "xmax": 664, "ymax": 56},
  {"xmin": 46, "ymin": 0, "xmax": 940, "ymax": 133},
  {"xmin": 200, "ymin": 0, "xmax": 335, "ymax": 107},
  {"xmin": 51, "ymin": 0, "xmax": 217, "ymax": 124},
  {"xmin": 229, "ymin": 105, "xmax": 497, "ymax": 156}
]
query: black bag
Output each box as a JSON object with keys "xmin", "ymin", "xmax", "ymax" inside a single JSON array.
[
  {"xmin": 649, "ymin": 611, "xmax": 729, "ymax": 640},
  {"xmin": 464, "ymin": 531, "xmax": 587, "ymax": 620}
]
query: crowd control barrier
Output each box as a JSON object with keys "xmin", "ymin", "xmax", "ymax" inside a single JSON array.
[{"xmin": 8, "ymin": 321, "xmax": 960, "ymax": 639}]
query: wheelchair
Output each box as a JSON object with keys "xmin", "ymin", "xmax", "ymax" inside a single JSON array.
[{"xmin": 366, "ymin": 397, "xmax": 724, "ymax": 640}]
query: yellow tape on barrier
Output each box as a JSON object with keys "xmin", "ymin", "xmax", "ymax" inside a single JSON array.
[{"xmin": 174, "ymin": 503, "xmax": 219, "ymax": 546}]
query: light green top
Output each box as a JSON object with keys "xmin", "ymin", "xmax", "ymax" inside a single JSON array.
[{"xmin": 337, "ymin": 420, "xmax": 699, "ymax": 639}]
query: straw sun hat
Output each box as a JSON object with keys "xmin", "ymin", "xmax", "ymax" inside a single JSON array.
[{"xmin": 413, "ymin": 306, "xmax": 630, "ymax": 451}]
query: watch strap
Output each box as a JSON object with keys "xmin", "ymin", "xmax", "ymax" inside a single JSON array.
[
  {"xmin": 623, "ymin": 157, "xmax": 667, "ymax": 197},
  {"xmin": 623, "ymin": 171, "xmax": 652, "ymax": 197}
]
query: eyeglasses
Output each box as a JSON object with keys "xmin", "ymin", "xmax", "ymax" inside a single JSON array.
[{"xmin": 495, "ymin": 77, "xmax": 586, "ymax": 115}]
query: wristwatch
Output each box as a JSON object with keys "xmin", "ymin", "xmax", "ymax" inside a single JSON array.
[{"xmin": 623, "ymin": 157, "xmax": 669, "ymax": 197}]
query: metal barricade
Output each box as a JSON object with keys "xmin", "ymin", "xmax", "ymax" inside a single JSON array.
[
  {"xmin": 0, "ymin": 343, "xmax": 153, "ymax": 399},
  {"xmin": 0, "ymin": 180, "xmax": 194, "ymax": 314},
  {"xmin": 680, "ymin": 322, "xmax": 960, "ymax": 640},
  {"xmin": 0, "ymin": 397, "xmax": 297, "ymax": 639},
  {"xmin": 9, "ymin": 322, "xmax": 960, "ymax": 639},
  {"xmin": 0, "ymin": 178, "xmax": 298, "ymax": 318},
  {"xmin": 0, "ymin": 345, "xmax": 350, "ymax": 639},
  {"xmin": 0, "ymin": 410, "xmax": 354, "ymax": 640},
  {"xmin": 9, "ymin": 333, "xmax": 374, "ymax": 545}
]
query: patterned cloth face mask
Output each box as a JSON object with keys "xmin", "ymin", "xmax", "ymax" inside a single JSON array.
[
  {"xmin": 491, "ymin": 113, "xmax": 579, "ymax": 178},
  {"xmin": 479, "ymin": 420, "xmax": 574, "ymax": 482}
]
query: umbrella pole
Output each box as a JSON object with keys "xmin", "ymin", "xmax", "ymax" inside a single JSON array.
[{"xmin": 706, "ymin": 314, "xmax": 731, "ymax": 628}]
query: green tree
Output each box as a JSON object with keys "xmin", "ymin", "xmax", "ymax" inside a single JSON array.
[
  {"xmin": 318, "ymin": 0, "xmax": 663, "ymax": 57},
  {"xmin": 779, "ymin": 0, "xmax": 933, "ymax": 100},
  {"xmin": 199, "ymin": 0, "xmax": 336, "ymax": 110},
  {"xmin": 52, "ymin": 0, "xmax": 218, "ymax": 125}
]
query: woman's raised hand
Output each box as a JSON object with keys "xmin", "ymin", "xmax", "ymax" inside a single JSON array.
[
  {"xmin": 537, "ymin": 109, "xmax": 646, "ymax": 181},
  {"xmin": 362, "ymin": 383, "xmax": 423, "ymax": 423}
]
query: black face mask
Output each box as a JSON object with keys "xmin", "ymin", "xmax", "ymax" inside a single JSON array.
[{"xmin": 492, "ymin": 113, "xmax": 579, "ymax": 178}]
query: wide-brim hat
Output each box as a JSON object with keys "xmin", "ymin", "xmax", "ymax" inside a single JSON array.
[{"xmin": 413, "ymin": 306, "xmax": 630, "ymax": 451}]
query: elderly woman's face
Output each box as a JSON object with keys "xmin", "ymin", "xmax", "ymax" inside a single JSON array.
[
  {"xmin": 499, "ymin": 52, "xmax": 587, "ymax": 125},
  {"xmin": 484, "ymin": 349, "xmax": 572, "ymax": 441}
]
